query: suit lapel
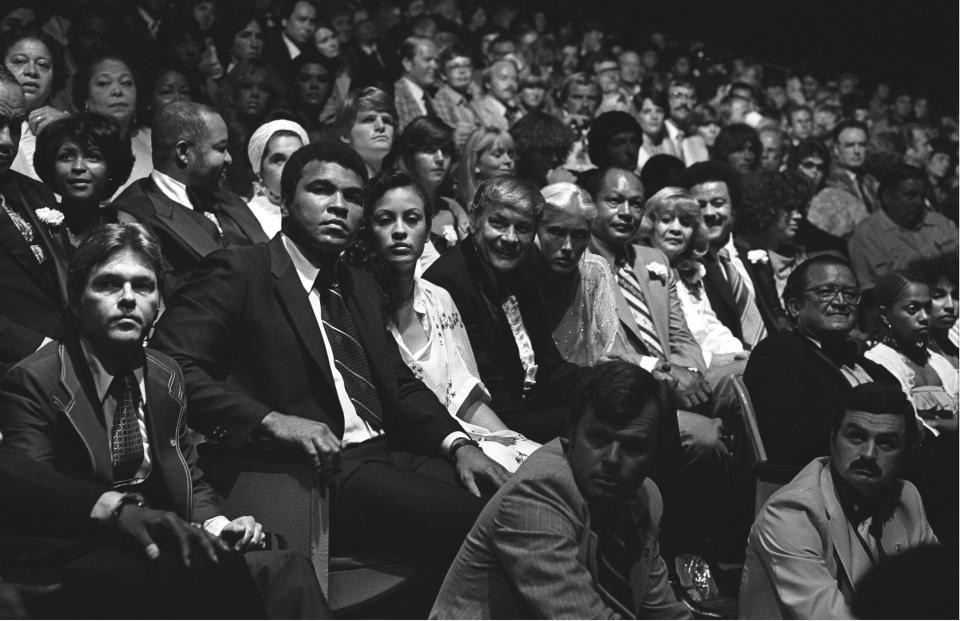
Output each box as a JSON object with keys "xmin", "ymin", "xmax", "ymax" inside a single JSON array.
[
  {"xmin": 56, "ymin": 344, "xmax": 113, "ymax": 482},
  {"xmin": 144, "ymin": 181, "xmax": 222, "ymax": 258},
  {"xmin": 16, "ymin": 184, "xmax": 69, "ymax": 308},
  {"xmin": 703, "ymin": 257, "xmax": 738, "ymax": 316},
  {"xmin": 631, "ymin": 249, "xmax": 669, "ymax": 349},
  {"xmin": 269, "ymin": 240, "xmax": 336, "ymax": 388},
  {"xmin": 821, "ymin": 465, "xmax": 865, "ymax": 599},
  {"xmin": 218, "ymin": 193, "xmax": 270, "ymax": 244}
]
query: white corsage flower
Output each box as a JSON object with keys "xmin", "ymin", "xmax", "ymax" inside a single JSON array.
[
  {"xmin": 647, "ymin": 261, "xmax": 669, "ymax": 282},
  {"xmin": 441, "ymin": 224, "xmax": 459, "ymax": 246},
  {"xmin": 35, "ymin": 207, "xmax": 64, "ymax": 229},
  {"xmin": 747, "ymin": 249, "xmax": 769, "ymax": 265}
]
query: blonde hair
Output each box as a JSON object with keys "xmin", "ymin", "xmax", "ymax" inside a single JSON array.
[
  {"xmin": 458, "ymin": 126, "xmax": 514, "ymax": 208},
  {"xmin": 541, "ymin": 182, "xmax": 597, "ymax": 225},
  {"xmin": 639, "ymin": 186, "xmax": 710, "ymax": 260}
]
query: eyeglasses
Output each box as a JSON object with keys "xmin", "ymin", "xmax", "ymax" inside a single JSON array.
[
  {"xmin": 799, "ymin": 160, "xmax": 826, "ymax": 172},
  {"xmin": 804, "ymin": 286, "xmax": 862, "ymax": 305}
]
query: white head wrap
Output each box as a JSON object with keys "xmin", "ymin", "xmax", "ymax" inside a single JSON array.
[{"xmin": 247, "ymin": 120, "xmax": 310, "ymax": 172}]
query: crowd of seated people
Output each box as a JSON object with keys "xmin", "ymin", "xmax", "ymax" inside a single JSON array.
[{"xmin": 0, "ymin": 0, "xmax": 956, "ymax": 618}]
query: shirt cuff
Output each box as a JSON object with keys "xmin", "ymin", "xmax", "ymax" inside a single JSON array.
[
  {"xmin": 203, "ymin": 515, "xmax": 230, "ymax": 537},
  {"xmin": 441, "ymin": 431, "xmax": 471, "ymax": 457},
  {"xmin": 638, "ymin": 356, "xmax": 660, "ymax": 372},
  {"xmin": 90, "ymin": 491, "xmax": 125, "ymax": 521}
]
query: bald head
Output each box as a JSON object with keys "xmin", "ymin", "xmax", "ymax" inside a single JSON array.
[{"xmin": 152, "ymin": 101, "xmax": 231, "ymax": 190}]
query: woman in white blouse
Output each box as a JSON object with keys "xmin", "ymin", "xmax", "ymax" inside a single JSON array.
[
  {"xmin": 867, "ymin": 271, "xmax": 958, "ymax": 429},
  {"xmin": 640, "ymin": 187, "xmax": 748, "ymax": 368},
  {"xmin": 346, "ymin": 169, "xmax": 538, "ymax": 471}
]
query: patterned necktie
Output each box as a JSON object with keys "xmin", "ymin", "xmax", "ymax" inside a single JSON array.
[
  {"xmin": 718, "ymin": 248, "xmax": 767, "ymax": 348},
  {"xmin": 110, "ymin": 373, "xmax": 145, "ymax": 483},
  {"xmin": 594, "ymin": 527, "xmax": 635, "ymax": 617},
  {"xmin": 316, "ymin": 278, "xmax": 384, "ymax": 430},
  {"xmin": 422, "ymin": 91, "xmax": 437, "ymax": 117},
  {"xmin": 186, "ymin": 187, "xmax": 224, "ymax": 239},
  {"xmin": 615, "ymin": 262, "xmax": 666, "ymax": 359},
  {"xmin": 856, "ymin": 174, "xmax": 875, "ymax": 213}
]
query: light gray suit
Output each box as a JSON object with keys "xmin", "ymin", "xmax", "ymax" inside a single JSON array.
[
  {"xmin": 430, "ymin": 439, "xmax": 689, "ymax": 620},
  {"xmin": 740, "ymin": 457, "xmax": 938, "ymax": 619},
  {"xmin": 596, "ymin": 243, "xmax": 706, "ymax": 373}
]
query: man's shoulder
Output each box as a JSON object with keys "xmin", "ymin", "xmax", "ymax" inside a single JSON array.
[
  {"xmin": 755, "ymin": 457, "xmax": 832, "ymax": 528},
  {"xmin": 631, "ymin": 244, "xmax": 669, "ymax": 265},
  {"xmin": 423, "ymin": 243, "xmax": 469, "ymax": 284},
  {"xmin": 8, "ymin": 340, "xmax": 64, "ymax": 380},
  {"xmin": 1, "ymin": 170, "xmax": 55, "ymax": 201},
  {"xmin": 111, "ymin": 178, "xmax": 158, "ymax": 210}
]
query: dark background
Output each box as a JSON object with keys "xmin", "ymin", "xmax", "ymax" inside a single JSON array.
[{"xmin": 580, "ymin": 0, "xmax": 959, "ymax": 111}]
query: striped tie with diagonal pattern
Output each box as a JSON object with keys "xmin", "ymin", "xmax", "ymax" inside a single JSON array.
[
  {"xmin": 718, "ymin": 248, "xmax": 767, "ymax": 348},
  {"xmin": 615, "ymin": 262, "xmax": 666, "ymax": 359},
  {"xmin": 317, "ymin": 280, "xmax": 384, "ymax": 430}
]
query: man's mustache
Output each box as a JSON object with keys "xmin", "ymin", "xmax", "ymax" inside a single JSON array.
[{"xmin": 849, "ymin": 457, "xmax": 881, "ymax": 476}]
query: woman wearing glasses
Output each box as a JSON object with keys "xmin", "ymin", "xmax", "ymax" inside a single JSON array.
[{"xmin": 787, "ymin": 139, "xmax": 831, "ymax": 192}]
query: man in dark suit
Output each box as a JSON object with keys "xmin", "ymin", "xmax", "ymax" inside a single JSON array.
[
  {"xmin": 112, "ymin": 101, "xmax": 268, "ymax": 295},
  {"xmin": 151, "ymin": 142, "xmax": 508, "ymax": 571},
  {"xmin": 0, "ymin": 223, "xmax": 329, "ymax": 618},
  {"xmin": 0, "ymin": 68, "xmax": 71, "ymax": 366},
  {"xmin": 424, "ymin": 176, "xmax": 587, "ymax": 443},
  {"xmin": 262, "ymin": 0, "xmax": 318, "ymax": 74},
  {"xmin": 680, "ymin": 161, "xmax": 770, "ymax": 347},
  {"xmin": 431, "ymin": 362, "xmax": 689, "ymax": 619},
  {"xmin": 744, "ymin": 255, "xmax": 899, "ymax": 468}
]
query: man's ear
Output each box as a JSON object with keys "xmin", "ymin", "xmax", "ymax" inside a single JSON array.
[
  {"xmin": 401, "ymin": 56, "xmax": 413, "ymax": 75},
  {"xmin": 175, "ymin": 140, "xmax": 192, "ymax": 169},
  {"xmin": 785, "ymin": 297, "xmax": 801, "ymax": 318}
]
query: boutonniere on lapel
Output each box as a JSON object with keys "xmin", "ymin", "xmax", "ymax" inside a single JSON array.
[
  {"xmin": 35, "ymin": 207, "xmax": 65, "ymax": 230},
  {"xmin": 646, "ymin": 261, "xmax": 669, "ymax": 282},
  {"xmin": 441, "ymin": 224, "xmax": 458, "ymax": 246},
  {"xmin": 746, "ymin": 249, "xmax": 769, "ymax": 265}
]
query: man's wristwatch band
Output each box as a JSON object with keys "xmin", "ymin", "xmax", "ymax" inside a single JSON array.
[
  {"xmin": 110, "ymin": 492, "xmax": 147, "ymax": 522},
  {"xmin": 449, "ymin": 437, "xmax": 481, "ymax": 460}
]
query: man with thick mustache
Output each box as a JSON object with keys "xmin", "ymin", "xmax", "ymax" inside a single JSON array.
[
  {"xmin": 740, "ymin": 382, "xmax": 938, "ymax": 619},
  {"xmin": 0, "ymin": 67, "xmax": 71, "ymax": 367},
  {"xmin": 112, "ymin": 101, "xmax": 267, "ymax": 295}
]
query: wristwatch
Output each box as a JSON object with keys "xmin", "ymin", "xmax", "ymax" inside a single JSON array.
[
  {"xmin": 448, "ymin": 437, "xmax": 481, "ymax": 461},
  {"xmin": 110, "ymin": 492, "xmax": 147, "ymax": 522}
]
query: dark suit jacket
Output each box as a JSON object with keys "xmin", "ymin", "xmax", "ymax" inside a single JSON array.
[
  {"xmin": 743, "ymin": 330, "xmax": 899, "ymax": 468},
  {"xmin": 112, "ymin": 176, "xmax": 268, "ymax": 294},
  {"xmin": 701, "ymin": 251, "xmax": 743, "ymax": 342},
  {"xmin": 151, "ymin": 235, "xmax": 461, "ymax": 454},
  {"xmin": 0, "ymin": 341, "xmax": 220, "ymax": 523},
  {"xmin": 430, "ymin": 439, "xmax": 689, "ymax": 619},
  {"xmin": 0, "ymin": 171, "xmax": 70, "ymax": 363},
  {"xmin": 423, "ymin": 238, "xmax": 584, "ymax": 441},
  {"xmin": 261, "ymin": 31, "xmax": 297, "ymax": 75},
  {"xmin": 734, "ymin": 243, "xmax": 792, "ymax": 335}
]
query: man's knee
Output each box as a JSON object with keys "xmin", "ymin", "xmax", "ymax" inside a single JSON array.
[{"xmin": 678, "ymin": 410, "xmax": 729, "ymax": 466}]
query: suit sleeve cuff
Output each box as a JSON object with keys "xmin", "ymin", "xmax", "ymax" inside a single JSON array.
[
  {"xmin": 441, "ymin": 431, "xmax": 471, "ymax": 457},
  {"xmin": 90, "ymin": 491, "xmax": 125, "ymax": 522},
  {"xmin": 639, "ymin": 356, "xmax": 660, "ymax": 372},
  {"xmin": 203, "ymin": 515, "xmax": 230, "ymax": 536}
]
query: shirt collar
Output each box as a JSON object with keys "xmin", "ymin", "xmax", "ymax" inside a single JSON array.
[
  {"xmin": 150, "ymin": 170, "xmax": 192, "ymax": 210},
  {"xmin": 282, "ymin": 233, "xmax": 321, "ymax": 293},
  {"xmin": 80, "ymin": 338, "xmax": 145, "ymax": 404},
  {"xmin": 484, "ymin": 95, "xmax": 507, "ymax": 116},
  {"xmin": 282, "ymin": 33, "xmax": 302, "ymax": 60},
  {"xmin": 403, "ymin": 76, "xmax": 426, "ymax": 104}
]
